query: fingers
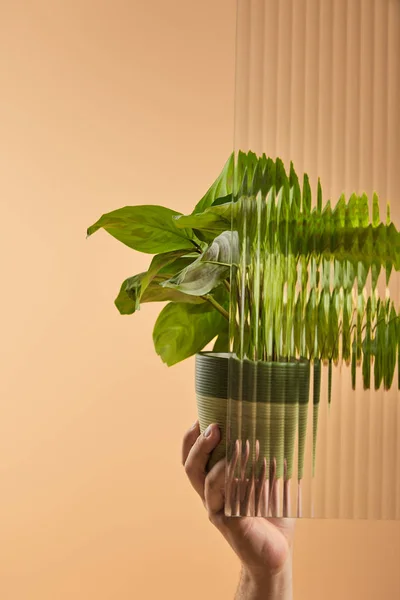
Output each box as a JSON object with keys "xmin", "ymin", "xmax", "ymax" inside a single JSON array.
[
  {"xmin": 255, "ymin": 457, "xmax": 267, "ymax": 516},
  {"xmin": 205, "ymin": 459, "xmax": 226, "ymax": 514},
  {"xmin": 206, "ymin": 439, "xmax": 242, "ymax": 519},
  {"xmin": 183, "ymin": 423, "xmax": 221, "ymax": 500},
  {"xmin": 182, "ymin": 421, "xmax": 200, "ymax": 466}
]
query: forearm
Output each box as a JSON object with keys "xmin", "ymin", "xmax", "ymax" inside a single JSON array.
[{"xmin": 234, "ymin": 563, "xmax": 293, "ymax": 600}]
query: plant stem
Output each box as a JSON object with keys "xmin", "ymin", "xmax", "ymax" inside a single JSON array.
[
  {"xmin": 202, "ymin": 260, "xmax": 233, "ymax": 267},
  {"xmin": 203, "ymin": 294, "xmax": 230, "ymax": 321},
  {"xmin": 191, "ymin": 240, "xmax": 203, "ymax": 252}
]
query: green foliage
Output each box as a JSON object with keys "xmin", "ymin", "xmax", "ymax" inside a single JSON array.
[
  {"xmin": 176, "ymin": 196, "xmax": 400, "ymax": 271},
  {"xmin": 88, "ymin": 151, "xmax": 400, "ymax": 386}
]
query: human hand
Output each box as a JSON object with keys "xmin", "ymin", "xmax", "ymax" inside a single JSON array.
[{"xmin": 182, "ymin": 421, "xmax": 294, "ymax": 600}]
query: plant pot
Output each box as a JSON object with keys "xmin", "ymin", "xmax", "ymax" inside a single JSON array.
[
  {"xmin": 195, "ymin": 352, "xmax": 312, "ymax": 479},
  {"xmin": 195, "ymin": 352, "xmax": 230, "ymax": 469}
]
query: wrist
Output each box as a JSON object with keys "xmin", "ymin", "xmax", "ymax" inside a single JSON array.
[{"xmin": 239, "ymin": 560, "xmax": 293, "ymax": 600}]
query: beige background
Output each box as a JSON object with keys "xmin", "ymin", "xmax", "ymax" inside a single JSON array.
[{"xmin": 0, "ymin": 1, "xmax": 399, "ymax": 599}]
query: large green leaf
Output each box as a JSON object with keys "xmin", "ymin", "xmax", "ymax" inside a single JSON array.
[
  {"xmin": 87, "ymin": 205, "xmax": 196, "ymax": 254},
  {"xmin": 153, "ymin": 301, "xmax": 228, "ymax": 366}
]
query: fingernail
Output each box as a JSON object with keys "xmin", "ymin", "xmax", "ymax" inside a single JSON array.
[
  {"xmin": 203, "ymin": 425, "xmax": 213, "ymax": 438},
  {"xmin": 191, "ymin": 420, "xmax": 198, "ymax": 429}
]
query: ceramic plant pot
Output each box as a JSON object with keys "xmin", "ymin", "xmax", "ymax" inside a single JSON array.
[{"xmin": 195, "ymin": 352, "xmax": 312, "ymax": 479}]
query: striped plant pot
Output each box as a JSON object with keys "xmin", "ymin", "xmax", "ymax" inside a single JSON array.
[{"xmin": 195, "ymin": 352, "xmax": 311, "ymax": 479}]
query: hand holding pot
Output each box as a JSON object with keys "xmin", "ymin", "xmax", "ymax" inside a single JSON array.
[{"xmin": 182, "ymin": 421, "xmax": 294, "ymax": 600}]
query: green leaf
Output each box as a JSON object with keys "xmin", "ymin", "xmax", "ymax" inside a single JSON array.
[
  {"xmin": 213, "ymin": 328, "xmax": 230, "ymax": 352},
  {"xmin": 142, "ymin": 279, "xmax": 205, "ymax": 306},
  {"xmin": 328, "ymin": 290, "xmax": 339, "ymax": 361},
  {"xmin": 275, "ymin": 157, "xmax": 289, "ymax": 197},
  {"xmin": 115, "ymin": 273, "xmax": 144, "ymax": 315},
  {"xmin": 114, "ymin": 273, "xmax": 204, "ymax": 315},
  {"xmin": 147, "ymin": 250, "xmax": 195, "ymax": 277},
  {"xmin": 153, "ymin": 302, "xmax": 227, "ymax": 366},
  {"xmin": 359, "ymin": 193, "xmax": 370, "ymax": 227},
  {"xmin": 317, "ymin": 291, "xmax": 329, "ymax": 358},
  {"xmin": 87, "ymin": 205, "xmax": 195, "ymax": 254},
  {"xmin": 305, "ymin": 289, "xmax": 317, "ymax": 358},
  {"xmin": 302, "ymin": 173, "xmax": 311, "ymax": 214},
  {"xmin": 192, "ymin": 153, "xmax": 235, "ymax": 214},
  {"xmin": 374, "ymin": 302, "xmax": 386, "ymax": 389},
  {"xmin": 342, "ymin": 290, "xmax": 352, "ymax": 364},
  {"xmin": 211, "ymin": 193, "xmax": 233, "ymax": 207},
  {"xmin": 114, "ymin": 250, "xmax": 198, "ymax": 314},
  {"xmin": 384, "ymin": 304, "xmax": 398, "ymax": 390},
  {"xmin": 249, "ymin": 159, "xmax": 264, "ymax": 196},
  {"xmin": 386, "ymin": 202, "xmax": 391, "ymax": 226},
  {"xmin": 289, "ymin": 161, "xmax": 300, "ymax": 209},
  {"xmin": 141, "ymin": 250, "xmax": 197, "ymax": 297},
  {"xmin": 162, "ymin": 259, "xmax": 228, "ymax": 297},
  {"xmin": 317, "ymin": 179, "xmax": 322, "ymax": 213},
  {"xmin": 372, "ymin": 193, "xmax": 380, "ymax": 227},
  {"xmin": 162, "ymin": 231, "xmax": 237, "ymax": 296},
  {"xmin": 193, "ymin": 151, "xmax": 269, "ymax": 216},
  {"xmin": 264, "ymin": 157, "xmax": 277, "ymax": 192},
  {"xmin": 293, "ymin": 295, "xmax": 302, "ymax": 355},
  {"xmin": 362, "ymin": 298, "xmax": 372, "ymax": 389},
  {"xmin": 174, "ymin": 202, "xmax": 233, "ymax": 238}
]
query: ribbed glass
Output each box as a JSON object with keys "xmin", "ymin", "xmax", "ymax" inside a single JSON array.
[{"xmin": 225, "ymin": 0, "xmax": 400, "ymax": 518}]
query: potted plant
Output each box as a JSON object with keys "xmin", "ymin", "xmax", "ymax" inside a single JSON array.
[{"xmin": 87, "ymin": 151, "xmax": 400, "ymax": 516}]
